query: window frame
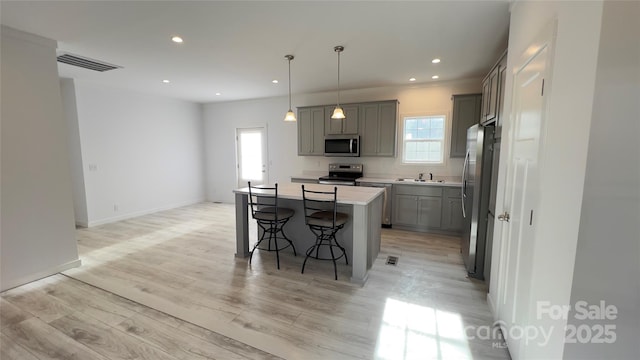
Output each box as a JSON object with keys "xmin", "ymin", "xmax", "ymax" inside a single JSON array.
[{"xmin": 400, "ymin": 113, "xmax": 448, "ymax": 165}]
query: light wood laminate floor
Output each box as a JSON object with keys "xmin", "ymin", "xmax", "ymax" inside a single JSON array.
[{"xmin": 1, "ymin": 202, "xmax": 510, "ymax": 359}]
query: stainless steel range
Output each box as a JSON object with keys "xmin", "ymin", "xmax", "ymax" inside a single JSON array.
[{"xmin": 318, "ymin": 163, "xmax": 363, "ymax": 186}]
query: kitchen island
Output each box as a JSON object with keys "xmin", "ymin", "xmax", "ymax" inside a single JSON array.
[{"xmin": 233, "ymin": 183, "xmax": 384, "ymax": 285}]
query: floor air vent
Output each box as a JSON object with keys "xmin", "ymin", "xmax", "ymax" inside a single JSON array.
[
  {"xmin": 57, "ymin": 53, "xmax": 122, "ymax": 72},
  {"xmin": 386, "ymin": 256, "xmax": 398, "ymax": 266}
]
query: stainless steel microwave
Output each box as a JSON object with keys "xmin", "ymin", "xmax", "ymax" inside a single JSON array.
[{"xmin": 324, "ymin": 135, "xmax": 360, "ymax": 157}]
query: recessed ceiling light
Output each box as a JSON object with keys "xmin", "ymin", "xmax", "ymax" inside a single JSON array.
[
  {"xmin": 215, "ymin": 92, "xmax": 221, "ymax": 96},
  {"xmin": 162, "ymin": 79, "xmax": 170, "ymax": 83},
  {"xmin": 272, "ymin": 80, "xmax": 279, "ymax": 84},
  {"xmin": 432, "ymin": 58, "xmax": 441, "ymax": 64},
  {"xmin": 432, "ymin": 75, "xmax": 439, "ymax": 79},
  {"xmin": 171, "ymin": 36, "xmax": 183, "ymax": 43},
  {"xmin": 409, "ymin": 78, "xmax": 416, "ymax": 82}
]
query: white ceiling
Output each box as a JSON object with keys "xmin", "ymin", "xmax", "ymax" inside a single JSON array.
[{"xmin": 0, "ymin": 1, "xmax": 510, "ymax": 104}]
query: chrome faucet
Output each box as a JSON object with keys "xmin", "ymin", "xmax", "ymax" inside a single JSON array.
[{"xmin": 418, "ymin": 173, "xmax": 424, "ymax": 180}]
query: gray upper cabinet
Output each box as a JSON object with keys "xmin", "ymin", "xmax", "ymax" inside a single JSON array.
[
  {"xmin": 482, "ymin": 66, "xmax": 500, "ymax": 123},
  {"xmin": 298, "ymin": 100, "xmax": 397, "ymax": 157},
  {"xmin": 481, "ymin": 51, "xmax": 507, "ymax": 126},
  {"xmin": 495, "ymin": 59, "xmax": 507, "ymax": 139},
  {"xmin": 297, "ymin": 106, "xmax": 325, "ymax": 156},
  {"xmin": 450, "ymin": 94, "xmax": 482, "ymax": 158},
  {"xmin": 359, "ymin": 100, "xmax": 398, "ymax": 157},
  {"xmin": 324, "ymin": 104, "xmax": 359, "ymax": 135}
]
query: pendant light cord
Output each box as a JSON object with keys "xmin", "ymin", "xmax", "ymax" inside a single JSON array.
[
  {"xmin": 288, "ymin": 57, "xmax": 292, "ymax": 109},
  {"xmin": 336, "ymin": 49, "xmax": 341, "ymax": 107}
]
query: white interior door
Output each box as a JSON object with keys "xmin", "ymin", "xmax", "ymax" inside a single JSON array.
[
  {"xmin": 236, "ymin": 127, "xmax": 268, "ymax": 188},
  {"xmin": 496, "ymin": 30, "xmax": 552, "ymax": 359}
]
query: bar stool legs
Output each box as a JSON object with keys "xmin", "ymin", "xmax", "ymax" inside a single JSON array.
[
  {"xmin": 301, "ymin": 226, "xmax": 348, "ymax": 280},
  {"xmin": 249, "ymin": 216, "xmax": 296, "ymax": 269}
]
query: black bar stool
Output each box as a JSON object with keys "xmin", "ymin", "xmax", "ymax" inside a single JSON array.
[
  {"xmin": 248, "ymin": 182, "xmax": 296, "ymax": 269},
  {"xmin": 300, "ymin": 185, "xmax": 349, "ymax": 280}
]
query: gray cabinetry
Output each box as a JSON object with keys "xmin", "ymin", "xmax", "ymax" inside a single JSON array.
[
  {"xmin": 481, "ymin": 51, "xmax": 507, "ymax": 126},
  {"xmin": 297, "ymin": 106, "xmax": 325, "ymax": 156},
  {"xmin": 359, "ymin": 100, "xmax": 397, "ymax": 157},
  {"xmin": 393, "ymin": 185, "xmax": 462, "ymax": 234},
  {"xmin": 324, "ymin": 104, "xmax": 358, "ymax": 135},
  {"xmin": 495, "ymin": 64, "xmax": 507, "ymax": 139},
  {"xmin": 393, "ymin": 185, "xmax": 443, "ymax": 230},
  {"xmin": 442, "ymin": 188, "xmax": 463, "ymax": 231},
  {"xmin": 298, "ymin": 100, "xmax": 397, "ymax": 157},
  {"xmin": 394, "ymin": 194, "xmax": 419, "ymax": 225},
  {"xmin": 418, "ymin": 196, "xmax": 443, "ymax": 228},
  {"xmin": 450, "ymin": 94, "xmax": 482, "ymax": 158},
  {"xmin": 482, "ymin": 66, "xmax": 500, "ymax": 123}
]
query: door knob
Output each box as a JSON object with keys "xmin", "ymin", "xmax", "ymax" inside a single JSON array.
[{"xmin": 498, "ymin": 212, "xmax": 510, "ymax": 222}]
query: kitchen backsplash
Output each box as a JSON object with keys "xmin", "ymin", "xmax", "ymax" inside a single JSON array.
[{"xmin": 297, "ymin": 156, "xmax": 464, "ymax": 182}]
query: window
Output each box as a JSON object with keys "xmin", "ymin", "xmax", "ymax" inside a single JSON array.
[{"xmin": 402, "ymin": 115, "xmax": 446, "ymax": 164}]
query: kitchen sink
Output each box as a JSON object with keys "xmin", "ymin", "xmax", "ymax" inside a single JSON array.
[{"xmin": 395, "ymin": 178, "xmax": 445, "ymax": 183}]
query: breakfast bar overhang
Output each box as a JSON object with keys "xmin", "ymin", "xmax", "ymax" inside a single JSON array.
[{"xmin": 233, "ymin": 183, "xmax": 384, "ymax": 285}]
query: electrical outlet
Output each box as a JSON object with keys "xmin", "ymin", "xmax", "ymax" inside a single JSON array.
[
  {"xmin": 88, "ymin": 164, "xmax": 98, "ymax": 171},
  {"xmin": 113, "ymin": 204, "xmax": 119, "ymax": 212}
]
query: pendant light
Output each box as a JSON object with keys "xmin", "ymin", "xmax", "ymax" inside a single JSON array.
[
  {"xmin": 331, "ymin": 46, "xmax": 346, "ymax": 120},
  {"xmin": 284, "ymin": 55, "xmax": 296, "ymax": 122}
]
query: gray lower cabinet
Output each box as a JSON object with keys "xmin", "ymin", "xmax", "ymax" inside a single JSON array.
[
  {"xmin": 393, "ymin": 185, "xmax": 443, "ymax": 231},
  {"xmin": 324, "ymin": 104, "xmax": 359, "ymax": 135},
  {"xmin": 417, "ymin": 196, "xmax": 443, "ymax": 228},
  {"xmin": 359, "ymin": 100, "xmax": 397, "ymax": 157},
  {"xmin": 442, "ymin": 188, "xmax": 463, "ymax": 231},
  {"xmin": 394, "ymin": 194, "xmax": 419, "ymax": 225},
  {"xmin": 393, "ymin": 185, "xmax": 462, "ymax": 234},
  {"xmin": 450, "ymin": 94, "xmax": 482, "ymax": 158},
  {"xmin": 297, "ymin": 106, "xmax": 325, "ymax": 156}
]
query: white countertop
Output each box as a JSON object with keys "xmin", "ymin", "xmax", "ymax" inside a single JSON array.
[
  {"xmin": 290, "ymin": 174, "xmax": 321, "ymax": 180},
  {"xmin": 290, "ymin": 174, "xmax": 462, "ymax": 187},
  {"xmin": 234, "ymin": 182, "xmax": 384, "ymax": 206},
  {"xmin": 357, "ymin": 177, "xmax": 462, "ymax": 187}
]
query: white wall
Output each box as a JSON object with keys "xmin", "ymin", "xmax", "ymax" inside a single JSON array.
[
  {"xmin": 65, "ymin": 81, "xmax": 206, "ymax": 226},
  {"xmin": 61, "ymin": 78, "xmax": 89, "ymax": 226},
  {"xmin": 564, "ymin": 1, "xmax": 640, "ymax": 358},
  {"xmin": 488, "ymin": 1, "xmax": 605, "ymax": 358},
  {"xmin": 204, "ymin": 79, "xmax": 483, "ymax": 203},
  {"xmin": 0, "ymin": 26, "xmax": 80, "ymax": 291}
]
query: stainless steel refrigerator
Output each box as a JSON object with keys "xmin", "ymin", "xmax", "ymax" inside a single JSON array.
[{"xmin": 461, "ymin": 124, "xmax": 495, "ymax": 280}]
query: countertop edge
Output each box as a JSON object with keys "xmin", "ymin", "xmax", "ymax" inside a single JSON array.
[{"xmin": 234, "ymin": 184, "xmax": 384, "ymax": 206}]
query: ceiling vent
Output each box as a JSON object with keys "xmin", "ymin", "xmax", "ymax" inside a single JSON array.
[{"xmin": 56, "ymin": 53, "xmax": 122, "ymax": 72}]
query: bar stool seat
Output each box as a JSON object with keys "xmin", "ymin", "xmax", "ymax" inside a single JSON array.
[
  {"xmin": 252, "ymin": 207, "xmax": 294, "ymax": 221},
  {"xmin": 306, "ymin": 211, "xmax": 348, "ymax": 228}
]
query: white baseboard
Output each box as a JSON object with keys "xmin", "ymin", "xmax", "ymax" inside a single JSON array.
[
  {"xmin": 75, "ymin": 221, "xmax": 89, "ymax": 228},
  {"xmin": 86, "ymin": 198, "xmax": 205, "ymax": 227},
  {"xmin": 1, "ymin": 258, "xmax": 82, "ymax": 292},
  {"xmin": 487, "ymin": 292, "xmax": 498, "ymax": 319}
]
